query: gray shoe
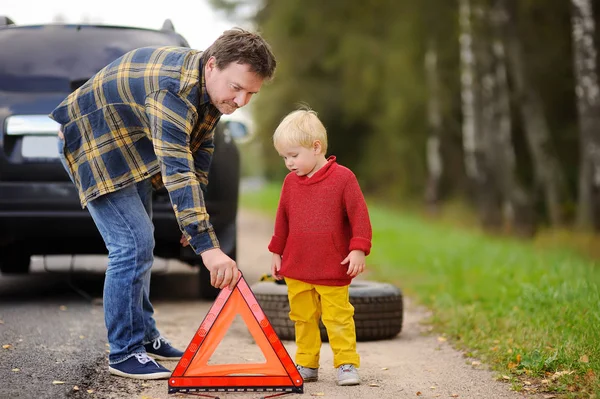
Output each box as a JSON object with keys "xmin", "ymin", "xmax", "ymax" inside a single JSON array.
[
  {"xmin": 297, "ymin": 365, "xmax": 318, "ymax": 382},
  {"xmin": 337, "ymin": 364, "xmax": 360, "ymax": 386}
]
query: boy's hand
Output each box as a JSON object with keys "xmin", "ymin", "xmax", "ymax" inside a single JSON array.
[
  {"xmin": 341, "ymin": 250, "xmax": 366, "ymax": 277},
  {"xmin": 271, "ymin": 253, "xmax": 283, "ymax": 280}
]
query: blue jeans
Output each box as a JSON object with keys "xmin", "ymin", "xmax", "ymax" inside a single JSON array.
[{"xmin": 58, "ymin": 138, "xmax": 160, "ymax": 364}]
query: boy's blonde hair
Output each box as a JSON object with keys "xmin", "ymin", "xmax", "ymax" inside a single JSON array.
[{"xmin": 273, "ymin": 108, "xmax": 328, "ymax": 153}]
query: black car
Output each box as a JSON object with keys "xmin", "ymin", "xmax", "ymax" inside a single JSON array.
[{"xmin": 0, "ymin": 18, "xmax": 246, "ymax": 299}]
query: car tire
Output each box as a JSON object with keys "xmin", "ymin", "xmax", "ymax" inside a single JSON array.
[
  {"xmin": 251, "ymin": 280, "xmax": 403, "ymax": 342},
  {"xmin": 0, "ymin": 244, "xmax": 31, "ymax": 274}
]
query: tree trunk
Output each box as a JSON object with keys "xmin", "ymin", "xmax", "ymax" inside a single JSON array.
[
  {"xmin": 461, "ymin": 0, "xmax": 506, "ymax": 230},
  {"xmin": 571, "ymin": 0, "xmax": 600, "ymax": 230},
  {"xmin": 503, "ymin": 0, "xmax": 567, "ymax": 226},
  {"xmin": 476, "ymin": 2, "xmax": 504, "ymax": 230},
  {"xmin": 489, "ymin": 0, "xmax": 536, "ymax": 236},
  {"xmin": 459, "ymin": 0, "xmax": 482, "ymax": 183},
  {"xmin": 424, "ymin": 39, "xmax": 443, "ymax": 214}
]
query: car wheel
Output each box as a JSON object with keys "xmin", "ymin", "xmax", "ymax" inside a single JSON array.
[
  {"xmin": 251, "ymin": 280, "xmax": 403, "ymax": 342},
  {"xmin": 0, "ymin": 244, "xmax": 31, "ymax": 274}
]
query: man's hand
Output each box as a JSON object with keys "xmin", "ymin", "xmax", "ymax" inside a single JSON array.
[
  {"xmin": 341, "ymin": 250, "xmax": 366, "ymax": 277},
  {"xmin": 201, "ymin": 248, "xmax": 239, "ymax": 290},
  {"xmin": 271, "ymin": 253, "xmax": 283, "ymax": 280},
  {"xmin": 180, "ymin": 234, "xmax": 190, "ymax": 247}
]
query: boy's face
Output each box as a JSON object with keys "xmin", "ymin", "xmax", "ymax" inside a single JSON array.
[
  {"xmin": 204, "ymin": 57, "xmax": 264, "ymax": 115},
  {"xmin": 277, "ymin": 143, "xmax": 323, "ymax": 178}
]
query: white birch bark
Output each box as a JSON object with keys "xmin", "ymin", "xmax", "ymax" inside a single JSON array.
[
  {"xmin": 425, "ymin": 40, "xmax": 443, "ymax": 211},
  {"xmin": 459, "ymin": 0, "xmax": 481, "ymax": 180}
]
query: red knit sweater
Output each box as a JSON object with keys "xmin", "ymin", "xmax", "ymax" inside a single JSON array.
[{"xmin": 268, "ymin": 156, "xmax": 372, "ymax": 286}]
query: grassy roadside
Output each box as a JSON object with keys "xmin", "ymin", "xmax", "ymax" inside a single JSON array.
[{"xmin": 241, "ymin": 183, "xmax": 600, "ymax": 398}]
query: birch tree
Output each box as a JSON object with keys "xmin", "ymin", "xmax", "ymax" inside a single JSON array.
[
  {"xmin": 425, "ymin": 39, "xmax": 443, "ymax": 213},
  {"xmin": 571, "ymin": 0, "xmax": 600, "ymax": 230},
  {"xmin": 502, "ymin": 0, "xmax": 567, "ymax": 226},
  {"xmin": 488, "ymin": 0, "xmax": 535, "ymax": 235}
]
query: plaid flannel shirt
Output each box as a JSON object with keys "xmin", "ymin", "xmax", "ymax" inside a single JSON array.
[{"xmin": 50, "ymin": 46, "xmax": 222, "ymax": 254}]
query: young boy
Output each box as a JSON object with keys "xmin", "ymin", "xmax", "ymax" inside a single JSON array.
[{"xmin": 268, "ymin": 108, "xmax": 372, "ymax": 386}]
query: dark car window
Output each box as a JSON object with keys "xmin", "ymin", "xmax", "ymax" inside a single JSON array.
[{"xmin": 0, "ymin": 25, "xmax": 189, "ymax": 93}]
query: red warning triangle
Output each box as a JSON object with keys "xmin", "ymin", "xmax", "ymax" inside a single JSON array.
[{"xmin": 168, "ymin": 273, "xmax": 303, "ymax": 394}]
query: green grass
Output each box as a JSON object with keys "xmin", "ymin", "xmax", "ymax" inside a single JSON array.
[{"xmin": 241, "ymin": 183, "xmax": 600, "ymax": 397}]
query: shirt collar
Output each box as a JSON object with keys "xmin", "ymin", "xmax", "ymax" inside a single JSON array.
[{"xmin": 199, "ymin": 57, "xmax": 211, "ymax": 105}]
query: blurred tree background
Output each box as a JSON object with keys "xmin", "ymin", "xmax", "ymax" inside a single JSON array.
[{"xmin": 211, "ymin": 0, "xmax": 600, "ymax": 236}]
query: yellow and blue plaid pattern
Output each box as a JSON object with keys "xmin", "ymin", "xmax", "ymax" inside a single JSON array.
[{"xmin": 50, "ymin": 46, "xmax": 221, "ymax": 253}]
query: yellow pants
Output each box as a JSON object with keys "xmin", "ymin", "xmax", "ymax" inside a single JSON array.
[{"xmin": 285, "ymin": 278, "xmax": 360, "ymax": 369}]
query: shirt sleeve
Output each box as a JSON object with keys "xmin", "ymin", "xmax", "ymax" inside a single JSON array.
[
  {"xmin": 268, "ymin": 179, "xmax": 289, "ymax": 255},
  {"xmin": 343, "ymin": 173, "xmax": 372, "ymax": 256},
  {"xmin": 192, "ymin": 129, "xmax": 214, "ymax": 193},
  {"xmin": 145, "ymin": 89, "xmax": 219, "ymax": 254}
]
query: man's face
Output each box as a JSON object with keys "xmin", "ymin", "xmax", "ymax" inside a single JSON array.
[{"xmin": 204, "ymin": 56, "xmax": 264, "ymax": 115}]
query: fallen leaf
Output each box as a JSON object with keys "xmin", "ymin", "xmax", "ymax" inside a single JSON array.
[
  {"xmin": 450, "ymin": 395, "xmax": 459, "ymax": 398},
  {"xmin": 524, "ymin": 381, "xmax": 532, "ymax": 385},
  {"xmin": 369, "ymin": 383, "xmax": 380, "ymax": 387},
  {"xmin": 471, "ymin": 361, "xmax": 481, "ymax": 366},
  {"xmin": 59, "ymin": 306, "xmax": 67, "ymax": 311},
  {"xmin": 507, "ymin": 362, "xmax": 518, "ymax": 370},
  {"xmin": 430, "ymin": 386, "xmax": 437, "ymax": 389},
  {"xmin": 2, "ymin": 344, "xmax": 11, "ymax": 349},
  {"xmin": 437, "ymin": 336, "xmax": 447, "ymax": 342},
  {"xmin": 551, "ymin": 370, "xmax": 575, "ymax": 381},
  {"xmin": 52, "ymin": 381, "xmax": 65, "ymax": 385},
  {"xmin": 502, "ymin": 375, "xmax": 511, "ymax": 380},
  {"xmin": 87, "ymin": 389, "xmax": 94, "ymax": 393},
  {"xmin": 543, "ymin": 395, "xmax": 557, "ymax": 399},
  {"xmin": 416, "ymin": 392, "xmax": 422, "ymax": 396},
  {"xmin": 579, "ymin": 355, "xmax": 589, "ymax": 363},
  {"xmin": 11, "ymin": 368, "xmax": 20, "ymax": 372},
  {"xmin": 381, "ymin": 367, "xmax": 388, "ymax": 370},
  {"xmin": 516, "ymin": 354, "xmax": 522, "ymax": 363},
  {"xmin": 541, "ymin": 379, "xmax": 550, "ymax": 384},
  {"xmin": 73, "ymin": 386, "xmax": 80, "ymax": 391}
]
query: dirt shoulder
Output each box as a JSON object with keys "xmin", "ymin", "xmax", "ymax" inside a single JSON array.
[{"xmin": 128, "ymin": 210, "xmax": 542, "ymax": 399}]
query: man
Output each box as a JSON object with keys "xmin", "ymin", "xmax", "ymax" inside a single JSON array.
[{"xmin": 50, "ymin": 28, "xmax": 276, "ymax": 379}]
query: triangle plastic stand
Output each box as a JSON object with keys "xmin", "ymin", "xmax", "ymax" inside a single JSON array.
[{"xmin": 168, "ymin": 273, "xmax": 303, "ymax": 395}]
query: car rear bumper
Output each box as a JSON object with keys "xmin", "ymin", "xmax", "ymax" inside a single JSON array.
[{"xmin": 0, "ymin": 182, "xmax": 237, "ymax": 258}]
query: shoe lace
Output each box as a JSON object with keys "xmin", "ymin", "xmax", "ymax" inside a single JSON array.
[
  {"xmin": 135, "ymin": 353, "xmax": 159, "ymax": 367},
  {"xmin": 152, "ymin": 336, "xmax": 171, "ymax": 350},
  {"xmin": 340, "ymin": 364, "xmax": 355, "ymax": 372}
]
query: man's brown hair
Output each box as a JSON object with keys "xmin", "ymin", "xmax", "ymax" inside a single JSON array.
[{"xmin": 202, "ymin": 28, "xmax": 276, "ymax": 80}]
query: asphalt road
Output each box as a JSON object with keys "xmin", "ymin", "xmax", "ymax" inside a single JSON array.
[{"xmin": 0, "ymin": 256, "xmax": 205, "ymax": 399}]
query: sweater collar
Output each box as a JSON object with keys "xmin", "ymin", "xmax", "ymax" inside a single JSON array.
[{"xmin": 297, "ymin": 156, "xmax": 337, "ymax": 185}]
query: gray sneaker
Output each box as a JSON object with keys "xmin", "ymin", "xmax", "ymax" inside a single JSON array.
[
  {"xmin": 296, "ymin": 365, "xmax": 318, "ymax": 382},
  {"xmin": 337, "ymin": 364, "xmax": 360, "ymax": 386}
]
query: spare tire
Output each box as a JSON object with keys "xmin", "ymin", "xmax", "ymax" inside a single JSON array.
[{"xmin": 251, "ymin": 280, "xmax": 403, "ymax": 342}]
